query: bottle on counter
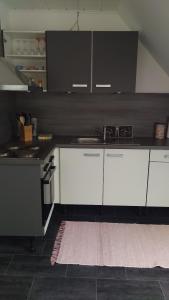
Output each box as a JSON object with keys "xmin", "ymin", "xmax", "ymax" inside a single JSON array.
[
  {"xmin": 31, "ymin": 118, "xmax": 38, "ymax": 138},
  {"xmin": 37, "ymin": 79, "xmax": 43, "ymax": 91},
  {"xmin": 154, "ymin": 123, "xmax": 166, "ymax": 140}
]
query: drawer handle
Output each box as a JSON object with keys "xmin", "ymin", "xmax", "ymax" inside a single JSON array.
[
  {"xmin": 83, "ymin": 153, "xmax": 100, "ymax": 157},
  {"xmin": 72, "ymin": 84, "xmax": 88, "ymax": 88},
  {"xmin": 107, "ymin": 154, "xmax": 124, "ymax": 158},
  {"xmin": 96, "ymin": 84, "xmax": 111, "ymax": 88},
  {"xmin": 164, "ymin": 154, "xmax": 169, "ymax": 159}
]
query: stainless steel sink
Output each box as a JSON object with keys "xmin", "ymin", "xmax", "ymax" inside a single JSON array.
[
  {"xmin": 71, "ymin": 137, "xmax": 141, "ymax": 146},
  {"xmin": 110, "ymin": 143, "xmax": 141, "ymax": 146},
  {"xmin": 72, "ymin": 137, "xmax": 103, "ymax": 144}
]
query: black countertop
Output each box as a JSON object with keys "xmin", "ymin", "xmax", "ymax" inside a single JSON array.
[
  {"xmin": 1, "ymin": 136, "xmax": 169, "ymax": 165},
  {"xmin": 54, "ymin": 136, "xmax": 169, "ymax": 149}
]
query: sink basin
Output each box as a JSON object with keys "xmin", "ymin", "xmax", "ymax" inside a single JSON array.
[
  {"xmin": 109, "ymin": 143, "xmax": 141, "ymax": 146},
  {"xmin": 71, "ymin": 137, "xmax": 103, "ymax": 144},
  {"xmin": 71, "ymin": 137, "xmax": 141, "ymax": 146}
]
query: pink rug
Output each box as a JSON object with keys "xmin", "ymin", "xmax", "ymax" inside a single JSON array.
[{"xmin": 51, "ymin": 221, "xmax": 169, "ymax": 268}]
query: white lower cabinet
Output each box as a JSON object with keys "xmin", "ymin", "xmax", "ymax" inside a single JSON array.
[
  {"xmin": 54, "ymin": 148, "xmax": 60, "ymax": 203},
  {"xmin": 60, "ymin": 148, "xmax": 103, "ymax": 205},
  {"xmin": 147, "ymin": 150, "xmax": 169, "ymax": 207},
  {"xmin": 103, "ymin": 149, "xmax": 149, "ymax": 206}
]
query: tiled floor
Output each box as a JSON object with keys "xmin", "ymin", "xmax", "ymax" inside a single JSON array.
[{"xmin": 1, "ymin": 205, "xmax": 169, "ymax": 299}]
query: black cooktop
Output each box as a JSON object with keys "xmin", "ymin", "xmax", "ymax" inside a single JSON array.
[{"xmin": 0, "ymin": 145, "xmax": 40, "ymax": 158}]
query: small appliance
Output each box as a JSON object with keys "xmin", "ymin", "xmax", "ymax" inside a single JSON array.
[
  {"xmin": 119, "ymin": 126, "xmax": 133, "ymax": 138},
  {"xmin": 103, "ymin": 125, "xmax": 133, "ymax": 141}
]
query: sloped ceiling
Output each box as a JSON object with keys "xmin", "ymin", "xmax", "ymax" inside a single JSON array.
[
  {"xmin": 118, "ymin": 0, "xmax": 169, "ymax": 76},
  {"xmin": 1, "ymin": 0, "xmax": 119, "ymax": 11}
]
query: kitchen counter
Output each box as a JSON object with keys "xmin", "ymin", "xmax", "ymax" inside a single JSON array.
[
  {"xmin": 54, "ymin": 136, "xmax": 169, "ymax": 149},
  {"xmin": 1, "ymin": 136, "xmax": 169, "ymax": 165}
]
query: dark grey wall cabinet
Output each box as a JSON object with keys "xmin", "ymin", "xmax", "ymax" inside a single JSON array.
[
  {"xmin": 46, "ymin": 31, "xmax": 92, "ymax": 93},
  {"xmin": 46, "ymin": 31, "xmax": 138, "ymax": 93},
  {"xmin": 92, "ymin": 31, "xmax": 138, "ymax": 93}
]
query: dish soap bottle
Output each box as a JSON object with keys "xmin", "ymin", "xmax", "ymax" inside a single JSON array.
[{"xmin": 37, "ymin": 80, "xmax": 43, "ymax": 91}]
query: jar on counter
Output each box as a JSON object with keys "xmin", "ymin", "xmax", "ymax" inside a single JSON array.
[{"xmin": 154, "ymin": 123, "xmax": 166, "ymax": 139}]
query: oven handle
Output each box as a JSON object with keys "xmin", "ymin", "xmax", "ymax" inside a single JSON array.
[
  {"xmin": 42, "ymin": 166, "xmax": 56, "ymax": 184},
  {"xmin": 49, "ymin": 155, "xmax": 54, "ymax": 162}
]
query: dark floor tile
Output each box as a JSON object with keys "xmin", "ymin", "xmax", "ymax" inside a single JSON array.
[
  {"xmin": 0, "ymin": 275, "xmax": 33, "ymax": 300},
  {"xmin": 53, "ymin": 205, "xmax": 65, "ymax": 217},
  {"xmin": 29, "ymin": 277, "xmax": 96, "ymax": 300},
  {"xmin": 42, "ymin": 239, "xmax": 55, "ymax": 256},
  {"xmin": 0, "ymin": 237, "xmax": 26, "ymax": 254},
  {"xmin": 67, "ymin": 265, "xmax": 126, "ymax": 280},
  {"xmin": 7, "ymin": 255, "xmax": 67, "ymax": 277},
  {"xmin": 97, "ymin": 279, "xmax": 164, "ymax": 300},
  {"xmin": 97, "ymin": 266, "xmax": 126, "ymax": 280},
  {"xmin": 159, "ymin": 281, "xmax": 169, "ymax": 299},
  {"xmin": 45, "ymin": 220, "xmax": 60, "ymax": 240},
  {"xmin": 0, "ymin": 237, "xmax": 45, "ymax": 255},
  {"xmin": 126, "ymin": 267, "xmax": 169, "ymax": 281},
  {"xmin": 67, "ymin": 265, "xmax": 98, "ymax": 278},
  {"xmin": 0, "ymin": 254, "xmax": 13, "ymax": 275}
]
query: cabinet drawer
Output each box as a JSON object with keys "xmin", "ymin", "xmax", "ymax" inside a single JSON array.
[{"xmin": 150, "ymin": 150, "xmax": 169, "ymax": 162}]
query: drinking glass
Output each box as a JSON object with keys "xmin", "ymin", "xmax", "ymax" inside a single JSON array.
[
  {"xmin": 30, "ymin": 39, "xmax": 36, "ymax": 55},
  {"xmin": 22, "ymin": 39, "xmax": 28, "ymax": 55},
  {"xmin": 14, "ymin": 39, "xmax": 21, "ymax": 55},
  {"xmin": 39, "ymin": 38, "xmax": 46, "ymax": 55},
  {"xmin": 35, "ymin": 38, "xmax": 41, "ymax": 55}
]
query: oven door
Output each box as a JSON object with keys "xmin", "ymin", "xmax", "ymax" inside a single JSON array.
[{"xmin": 41, "ymin": 160, "xmax": 56, "ymax": 226}]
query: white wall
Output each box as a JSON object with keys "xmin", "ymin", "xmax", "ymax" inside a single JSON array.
[
  {"xmin": 8, "ymin": 9, "xmax": 128, "ymax": 31},
  {"xmin": 0, "ymin": 2, "xmax": 10, "ymax": 28}
]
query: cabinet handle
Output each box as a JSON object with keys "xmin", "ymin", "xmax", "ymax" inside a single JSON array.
[
  {"xmin": 164, "ymin": 154, "xmax": 169, "ymax": 159},
  {"xmin": 83, "ymin": 153, "xmax": 100, "ymax": 157},
  {"xmin": 107, "ymin": 153, "xmax": 124, "ymax": 158},
  {"xmin": 72, "ymin": 84, "xmax": 88, "ymax": 88},
  {"xmin": 96, "ymin": 84, "xmax": 111, "ymax": 88}
]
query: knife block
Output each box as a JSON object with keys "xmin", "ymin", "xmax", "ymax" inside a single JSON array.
[{"xmin": 20, "ymin": 125, "xmax": 33, "ymax": 142}]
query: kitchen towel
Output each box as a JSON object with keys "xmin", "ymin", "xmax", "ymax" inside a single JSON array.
[{"xmin": 51, "ymin": 221, "xmax": 169, "ymax": 268}]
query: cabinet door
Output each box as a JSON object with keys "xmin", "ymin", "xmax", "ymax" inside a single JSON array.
[
  {"xmin": 46, "ymin": 31, "xmax": 91, "ymax": 92},
  {"xmin": 92, "ymin": 31, "xmax": 138, "ymax": 93},
  {"xmin": 147, "ymin": 163, "xmax": 169, "ymax": 207},
  {"xmin": 103, "ymin": 149, "xmax": 149, "ymax": 206},
  {"xmin": 60, "ymin": 148, "xmax": 103, "ymax": 205},
  {"xmin": 54, "ymin": 148, "xmax": 60, "ymax": 204}
]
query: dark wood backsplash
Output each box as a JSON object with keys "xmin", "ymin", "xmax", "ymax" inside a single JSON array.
[
  {"xmin": 0, "ymin": 91, "xmax": 14, "ymax": 144},
  {"xmin": 15, "ymin": 92, "xmax": 169, "ymax": 137}
]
